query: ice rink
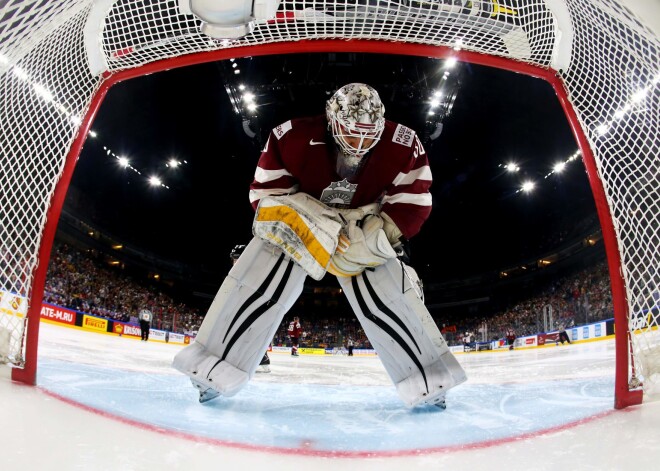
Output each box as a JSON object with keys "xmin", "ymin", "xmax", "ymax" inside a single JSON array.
[{"xmin": 2, "ymin": 322, "xmax": 659, "ymax": 470}]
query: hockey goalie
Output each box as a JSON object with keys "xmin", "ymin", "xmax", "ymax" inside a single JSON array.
[{"xmin": 172, "ymin": 82, "xmax": 467, "ymax": 408}]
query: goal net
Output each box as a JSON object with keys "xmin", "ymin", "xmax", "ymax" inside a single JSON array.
[{"xmin": 0, "ymin": 0, "xmax": 657, "ymax": 408}]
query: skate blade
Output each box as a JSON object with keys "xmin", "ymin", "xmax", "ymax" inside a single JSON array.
[
  {"xmin": 433, "ymin": 399, "xmax": 447, "ymax": 410},
  {"xmin": 424, "ymin": 393, "xmax": 447, "ymax": 410},
  {"xmin": 191, "ymin": 379, "xmax": 221, "ymax": 404},
  {"xmin": 199, "ymin": 389, "xmax": 220, "ymax": 403}
]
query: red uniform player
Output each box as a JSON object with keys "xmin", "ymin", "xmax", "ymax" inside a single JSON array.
[{"xmin": 288, "ymin": 316, "xmax": 302, "ymax": 356}]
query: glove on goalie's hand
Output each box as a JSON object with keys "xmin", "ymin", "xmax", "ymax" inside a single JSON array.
[{"xmin": 328, "ymin": 215, "xmax": 398, "ymax": 277}]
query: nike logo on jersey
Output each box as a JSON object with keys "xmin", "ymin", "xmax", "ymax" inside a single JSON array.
[{"xmin": 309, "ymin": 139, "xmax": 325, "ymax": 146}]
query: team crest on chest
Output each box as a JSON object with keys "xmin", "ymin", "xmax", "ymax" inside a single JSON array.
[{"xmin": 320, "ymin": 179, "xmax": 357, "ymax": 207}]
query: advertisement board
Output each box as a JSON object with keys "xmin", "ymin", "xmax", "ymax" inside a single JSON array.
[
  {"xmin": 0, "ymin": 290, "xmax": 28, "ymax": 318},
  {"xmin": 40, "ymin": 304, "xmax": 76, "ymax": 326},
  {"xmin": 82, "ymin": 315, "xmax": 108, "ymax": 333}
]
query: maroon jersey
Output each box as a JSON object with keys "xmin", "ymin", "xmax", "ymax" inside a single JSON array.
[
  {"xmin": 288, "ymin": 320, "xmax": 302, "ymax": 338},
  {"xmin": 249, "ymin": 115, "xmax": 432, "ymax": 239}
]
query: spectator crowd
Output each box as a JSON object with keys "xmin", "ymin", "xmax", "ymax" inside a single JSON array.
[
  {"xmin": 44, "ymin": 243, "xmax": 204, "ymax": 335},
  {"xmin": 439, "ymin": 261, "xmax": 613, "ymax": 346},
  {"xmin": 43, "ymin": 242, "xmax": 613, "ymax": 348}
]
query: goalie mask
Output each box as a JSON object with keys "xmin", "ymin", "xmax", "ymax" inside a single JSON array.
[{"xmin": 326, "ymin": 83, "xmax": 385, "ymax": 158}]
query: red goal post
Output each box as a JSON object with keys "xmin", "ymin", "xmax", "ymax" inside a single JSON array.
[{"xmin": 0, "ymin": 0, "xmax": 657, "ymax": 410}]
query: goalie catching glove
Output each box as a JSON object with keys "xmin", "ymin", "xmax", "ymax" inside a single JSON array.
[{"xmin": 327, "ymin": 214, "xmax": 398, "ymax": 277}]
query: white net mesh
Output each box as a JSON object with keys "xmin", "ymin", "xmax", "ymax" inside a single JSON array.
[{"xmin": 0, "ymin": 0, "xmax": 657, "ymax": 401}]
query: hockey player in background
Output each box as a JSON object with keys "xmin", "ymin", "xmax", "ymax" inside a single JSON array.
[
  {"xmin": 138, "ymin": 308, "xmax": 152, "ymax": 341},
  {"xmin": 173, "ymin": 82, "xmax": 466, "ymax": 408},
  {"xmin": 288, "ymin": 316, "xmax": 302, "ymax": 356},
  {"xmin": 506, "ymin": 328, "xmax": 517, "ymax": 350},
  {"xmin": 557, "ymin": 323, "xmax": 572, "ymax": 345}
]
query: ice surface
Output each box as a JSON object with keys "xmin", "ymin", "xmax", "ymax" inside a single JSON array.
[{"xmin": 2, "ymin": 322, "xmax": 660, "ymax": 470}]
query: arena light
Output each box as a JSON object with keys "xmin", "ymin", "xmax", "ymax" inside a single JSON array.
[
  {"xmin": 553, "ymin": 162, "xmax": 566, "ymax": 173},
  {"xmin": 101, "ymin": 143, "xmax": 177, "ymax": 189},
  {"xmin": 521, "ymin": 181, "xmax": 535, "ymax": 193},
  {"xmin": 33, "ymin": 83, "xmax": 53, "ymax": 102},
  {"xmin": 614, "ymin": 106, "xmax": 629, "ymax": 119},
  {"xmin": 631, "ymin": 89, "xmax": 647, "ymax": 103},
  {"xmin": 11, "ymin": 66, "xmax": 28, "ymax": 81}
]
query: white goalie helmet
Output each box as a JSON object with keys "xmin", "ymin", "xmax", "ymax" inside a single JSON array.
[{"xmin": 326, "ymin": 83, "xmax": 385, "ymax": 157}]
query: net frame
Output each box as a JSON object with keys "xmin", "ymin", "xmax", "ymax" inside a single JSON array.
[{"xmin": 0, "ymin": 0, "xmax": 657, "ymax": 410}]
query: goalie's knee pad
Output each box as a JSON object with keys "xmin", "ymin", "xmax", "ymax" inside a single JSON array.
[
  {"xmin": 173, "ymin": 237, "xmax": 306, "ymax": 397},
  {"xmin": 338, "ymin": 259, "xmax": 467, "ymax": 407}
]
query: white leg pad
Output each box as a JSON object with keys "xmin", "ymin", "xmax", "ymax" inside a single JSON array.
[
  {"xmin": 173, "ymin": 342, "xmax": 249, "ymax": 397},
  {"xmin": 338, "ymin": 259, "xmax": 467, "ymax": 407},
  {"xmin": 172, "ymin": 237, "xmax": 306, "ymax": 398}
]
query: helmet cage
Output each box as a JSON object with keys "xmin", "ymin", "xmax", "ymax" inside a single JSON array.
[
  {"xmin": 326, "ymin": 83, "xmax": 385, "ymax": 157},
  {"xmin": 329, "ymin": 118, "xmax": 384, "ymax": 157}
]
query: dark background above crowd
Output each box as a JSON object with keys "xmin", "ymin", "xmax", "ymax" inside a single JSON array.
[{"xmin": 68, "ymin": 52, "xmax": 599, "ymax": 295}]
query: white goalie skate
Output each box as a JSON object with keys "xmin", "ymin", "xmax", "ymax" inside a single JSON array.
[
  {"xmin": 190, "ymin": 378, "xmax": 221, "ymax": 404},
  {"xmin": 425, "ymin": 392, "xmax": 447, "ymax": 410}
]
